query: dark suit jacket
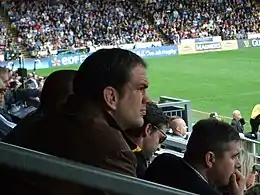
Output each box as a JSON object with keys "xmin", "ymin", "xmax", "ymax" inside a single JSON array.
[
  {"xmin": 144, "ymin": 153, "xmax": 221, "ymax": 195},
  {"xmin": 134, "ymin": 151, "xmax": 148, "ymax": 179},
  {"xmin": 1, "ymin": 104, "xmax": 137, "ymax": 195},
  {"xmin": 231, "ymin": 118, "xmax": 245, "ymax": 133}
]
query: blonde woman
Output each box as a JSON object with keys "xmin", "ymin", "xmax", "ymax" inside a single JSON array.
[{"xmin": 239, "ymin": 149, "xmax": 258, "ymax": 189}]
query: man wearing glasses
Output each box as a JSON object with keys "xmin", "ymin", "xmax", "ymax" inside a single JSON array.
[{"xmin": 126, "ymin": 102, "xmax": 168, "ymax": 178}]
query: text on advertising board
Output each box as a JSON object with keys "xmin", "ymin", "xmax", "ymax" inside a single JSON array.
[
  {"xmin": 251, "ymin": 39, "xmax": 260, "ymax": 47},
  {"xmin": 238, "ymin": 38, "xmax": 260, "ymax": 48},
  {"xmin": 195, "ymin": 42, "xmax": 222, "ymax": 51},
  {"xmin": 59, "ymin": 54, "xmax": 90, "ymax": 66},
  {"xmin": 195, "ymin": 37, "xmax": 213, "ymax": 43},
  {"xmin": 130, "ymin": 46, "xmax": 178, "ymax": 58}
]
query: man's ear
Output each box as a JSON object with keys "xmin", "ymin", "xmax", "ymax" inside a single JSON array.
[
  {"xmin": 103, "ymin": 86, "xmax": 118, "ymax": 110},
  {"xmin": 143, "ymin": 123, "xmax": 152, "ymax": 137},
  {"xmin": 176, "ymin": 126, "xmax": 181, "ymax": 133},
  {"xmin": 205, "ymin": 151, "xmax": 216, "ymax": 169}
]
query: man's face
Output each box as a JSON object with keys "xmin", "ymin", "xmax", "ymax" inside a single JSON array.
[
  {"xmin": 208, "ymin": 141, "xmax": 241, "ymax": 186},
  {"xmin": 0, "ymin": 73, "xmax": 9, "ymax": 87},
  {"xmin": 234, "ymin": 112, "xmax": 241, "ymax": 120},
  {"xmin": 176, "ymin": 118, "xmax": 188, "ymax": 135},
  {"xmin": 142, "ymin": 125, "xmax": 167, "ymax": 160},
  {"xmin": 114, "ymin": 65, "xmax": 149, "ymax": 130}
]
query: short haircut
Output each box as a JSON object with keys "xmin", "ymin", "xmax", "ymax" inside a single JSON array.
[
  {"xmin": 73, "ymin": 48, "xmax": 147, "ymax": 103},
  {"xmin": 169, "ymin": 116, "xmax": 181, "ymax": 122},
  {"xmin": 184, "ymin": 119, "xmax": 240, "ymax": 163},
  {"xmin": 126, "ymin": 102, "xmax": 168, "ymax": 137},
  {"xmin": 40, "ymin": 70, "xmax": 76, "ymax": 113}
]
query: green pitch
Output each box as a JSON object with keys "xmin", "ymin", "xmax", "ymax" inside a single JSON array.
[{"xmin": 34, "ymin": 47, "xmax": 260, "ymax": 130}]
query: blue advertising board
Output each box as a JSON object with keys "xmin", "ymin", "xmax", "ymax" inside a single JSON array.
[
  {"xmin": 130, "ymin": 45, "xmax": 178, "ymax": 58},
  {"xmin": 0, "ymin": 46, "xmax": 179, "ymax": 69},
  {"xmin": 194, "ymin": 37, "xmax": 213, "ymax": 43},
  {"xmin": 0, "ymin": 57, "xmax": 52, "ymax": 70}
]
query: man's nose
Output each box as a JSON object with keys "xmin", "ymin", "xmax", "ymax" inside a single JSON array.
[
  {"xmin": 142, "ymin": 92, "xmax": 150, "ymax": 104},
  {"xmin": 235, "ymin": 159, "xmax": 241, "ymax": 170}
]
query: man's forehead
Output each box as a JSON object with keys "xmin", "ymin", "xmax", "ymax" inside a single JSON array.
[
  {"xmin": 130, "ymin": 65, "xmax": 148, "ymax": 84},
  {"xmin": 225, "ymin": 141, "xmax": 241, "ymax": 153}
]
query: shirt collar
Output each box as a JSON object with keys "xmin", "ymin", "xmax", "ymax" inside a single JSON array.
[{"xmin": 182, "ymin": 159, "xmax": 208, "ymax": 183}]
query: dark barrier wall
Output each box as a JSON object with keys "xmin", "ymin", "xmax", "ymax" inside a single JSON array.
[{"xmin": 237, "ymin": 38, "xmax": 260, "ymax": 48}]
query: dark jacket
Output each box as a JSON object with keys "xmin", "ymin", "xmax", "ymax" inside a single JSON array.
[
  {"xmin": 134, "ymin": 151, "xmax": 148, "ymax": 179},
  {"xmin": 231, "ymin": 118, "xmax": 245, "ymax": 133},
  {"xmin": 3, "ymin": 110, "xmax": 42, "ymax": 143},
  {"xmin": 1, "ymin": 102, "xmax": 137, "ymax": 195},
  {"xmin": 0, "ymin": 108, "xmax": 14, "ymax": 139},
  {"xmin": 144, "ymin": 153, "xmax": 221, "ymax": 195},
  {"xmin": 4, "ymin": 88, "xmax": 39, "ymax": 111}
]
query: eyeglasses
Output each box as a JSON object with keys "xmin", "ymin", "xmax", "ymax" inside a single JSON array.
[{"xmin": 153, "ymin": 125, "xmax": 167, "ymax": 144}]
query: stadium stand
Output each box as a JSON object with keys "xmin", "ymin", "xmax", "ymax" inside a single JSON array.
[
  {"xmin": 138, "ymin": 0, "xmax": 260, "ymax": 43},
  {"xmin": 0, "ymin": 0, "xmax": 259, "ymax": 56},
  {"xmin": 1, "ymin": 0, "xmax": 161, "ymax": 58}
]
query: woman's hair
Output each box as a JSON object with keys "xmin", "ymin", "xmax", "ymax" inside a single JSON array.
[{"xmin": 239, "ymin": 149, "xmax": 254, "ymax": 178}]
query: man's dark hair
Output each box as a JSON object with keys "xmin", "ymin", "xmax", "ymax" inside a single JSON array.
[
  {"xmin": 126, "ymin": 102, "xmax": 168, "ymax": 137},
  {"xmin": 184, "ymin": 119, "xmax": 240, "ymax": 164},
  {"xmin": 40, "ymin": 70, "xmax": 76, "ymax": 113},
  {"xmin": 73, "ymin": 48, "xmax": 146, "ymax": 103}
]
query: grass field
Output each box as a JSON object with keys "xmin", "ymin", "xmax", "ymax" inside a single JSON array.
[{"xmin": 34, "ymin": 47, "xmax": 260, "ymax": 130}]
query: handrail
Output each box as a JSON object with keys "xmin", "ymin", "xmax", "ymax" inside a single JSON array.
[{"xmin": 0, "ymin": 142, "xmax": 196, "ymax": 195}]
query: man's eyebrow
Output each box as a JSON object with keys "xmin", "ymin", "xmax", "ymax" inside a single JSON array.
[
  {"xmin": 142, "ymin": 84, "xmax": 148, "ymax": 88},
  {"xmin": 233, "ymin": 151, "xmax": 240, "ymax": 157}
]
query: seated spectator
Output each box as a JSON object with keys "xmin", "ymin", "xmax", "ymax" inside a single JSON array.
[
  {"xmin": 168, "ymin": 116, "xmax": 188, "ymax": 139},
  {"xmin": 3, "ymin": 70, "xmax": 76, "ymax": 143},
  {"xmin": 0, "ymin": 67, "xmax": 40, "ymax": 111},
  {"xmin": 231, "ymin": 110, "xmax": 245, "ymax": 133},
  {"xmin": 125, "ymin": 102, "xmax": 168, "ymax": 178},
  {"xmin": 144, "ymin": 119, "xmax": 245, "ymax": 195},
  {"xmin": 239, "ymin": 149, "xmax": 257, "ymax": 190},
  {"xmin": 0, "ymin": 48, "xmax": 149, "ymax": 194},
  {"xmin": 0, "ymin": 78, "xmax": 16, "ymax": 139},
  {"xmin": 209, "ymin": 112, "xmax": 222, "ymax": 121}
]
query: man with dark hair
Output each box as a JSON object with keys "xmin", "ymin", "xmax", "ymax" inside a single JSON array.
[
  {"xmin": 1, "ymin": 48, "xmax": 149, "ymax": 194},
  {"xmin": 3, "ymin": 70, "xmax": 77, "ymax": 142},
  {"xmin": 144, "ymin": 119, "xmax": 245, "ymax": 195},
  {"xmin": 126, "ymin": 102, "xmax": 168, "ymax": 178}
]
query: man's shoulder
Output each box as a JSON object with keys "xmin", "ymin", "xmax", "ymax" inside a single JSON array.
[{"xmin": 43, "ymin": 114, "xmax": 137, "ymax": 175}]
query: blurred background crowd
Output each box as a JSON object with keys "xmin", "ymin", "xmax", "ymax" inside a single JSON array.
[{"xmin": 0, "ymin": 0, "xmax": 259, "ymax": 58}]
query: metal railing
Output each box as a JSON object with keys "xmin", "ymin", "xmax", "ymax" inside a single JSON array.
[
  {"xmin": 158, "ymin": 96, "xmax": 192, "ymax": 132},
  {"xmin": 0, "ymin": 141, "xmax": 196, "ymax": 195}
]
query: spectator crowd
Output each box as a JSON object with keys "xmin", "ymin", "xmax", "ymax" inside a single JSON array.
[
  {"xmin": 0, "ymin": 0, "xmax": 258, "ymax": 57},
  {"xmin": 0, "ymin": 48, "xmax": 258, "ymax": 195},
  {"xmin": 141, "ymin": 0, "xmax": 260, "ymax": 43},
  {"xmin": 0, "ymin": 22, "xmax": 19, "ymax": 60},
  {"xmin": 1, "ymin": 0, "xmax": 160, "ymax": 57},
  {"xmin": 0, "ymin": 0, "xmax": 259, "ymax": 194}
]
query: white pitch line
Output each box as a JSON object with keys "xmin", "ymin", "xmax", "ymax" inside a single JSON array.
[{"xmin": 192, "ymin": 109, "xmax": 233, "ymax": 120}]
